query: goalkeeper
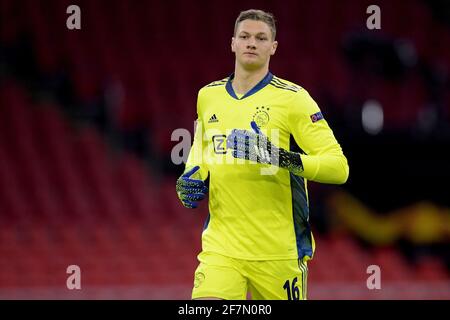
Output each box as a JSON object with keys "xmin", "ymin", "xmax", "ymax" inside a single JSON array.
[{"xmin": 176, "ymin": 9, "xmax": 349, "ymax": 300}]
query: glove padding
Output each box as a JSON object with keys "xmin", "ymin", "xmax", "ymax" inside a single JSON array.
[
  {"xmin": 176, "ymin": 166, "xmax": 208, "ymax": 208},
  {"xmin": 227, "ymin": 121, "xmax": 304, "ymax": 174}
]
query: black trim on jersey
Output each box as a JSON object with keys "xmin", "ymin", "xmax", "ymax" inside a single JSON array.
[
  {"xmin": 202, "ymin": 175, "xmax": 211, "ymax": 231},
  {"xmin": 206, "ymin": 83, "xmax": 226, "ymax": 88},
  {"xmin": 290, "ymin": 134, "xmax": 306, "ymax": 155},
  {"xmin": 203, "ymin": 214, "xmax": 210, "ymax": 230},
  {"xmin": 269, "ymin": 82, "xmax": 299, "ymax": 93},
  {"xmin": 206, "ymin": 79, "xmax": 228, "ymax": 88},
  {"xmin": 289, "ymin": 135, "xmax": 312, "ymax": 260},
  {"xmin": 271, "ymin": 78, "xmax": 301, "ymax": 92},
  {"xmin": 290, "ymin": 174, "xmax": 312, "ymax": 260},
  {"xmin": 272, "ymin": 77, "xmax": 299, "ymax": 87}
]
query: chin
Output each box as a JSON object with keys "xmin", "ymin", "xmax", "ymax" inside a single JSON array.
[{"xmin": 240, "ymin": 60, "xmax": 263, "ymax": 70}]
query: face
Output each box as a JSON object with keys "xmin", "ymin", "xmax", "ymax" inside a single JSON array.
[{"xmin": 231, "ymin": 19, "xmax": 278, "ymax": 71}]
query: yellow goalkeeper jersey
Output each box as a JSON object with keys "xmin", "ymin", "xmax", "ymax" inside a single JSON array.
[{"xmin": 186, "ymin": 72, "xmax": 349, "ymax": 261}]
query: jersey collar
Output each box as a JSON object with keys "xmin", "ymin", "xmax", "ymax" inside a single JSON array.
[{"xmin": 226, "ymin": 71, "xmax": 273, "ymax": 100}]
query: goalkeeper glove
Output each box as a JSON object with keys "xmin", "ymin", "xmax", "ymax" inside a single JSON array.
[
  {"xmin": 176, "ymin": 166, "xmax": 208, "ymax": 208},
  {"xmin": 226, "ymin": 121, "xmax": 304, "ymax": 175}
]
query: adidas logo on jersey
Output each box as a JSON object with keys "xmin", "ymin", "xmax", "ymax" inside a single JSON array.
[{"xmin": 208, "ymin": 114, "xmax": 219, "ymax": 123}]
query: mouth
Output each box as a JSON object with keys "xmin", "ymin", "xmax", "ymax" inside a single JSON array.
[{"xmin": 244, "ymin": 52, "xmax": 258, "ymax": 56}]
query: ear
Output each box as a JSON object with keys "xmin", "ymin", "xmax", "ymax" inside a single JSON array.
[
  {"xmin": 231, "ymin": 37, "xmax": 236, "ymax": 53},
  {"xmin": 270, "ymin": 40, "xmax": 278, "ymax": 56}
]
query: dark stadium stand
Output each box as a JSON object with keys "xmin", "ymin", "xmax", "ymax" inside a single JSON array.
[{"xmin": 0, "ymin": 0, "xmax": 449, "ymax": 299}]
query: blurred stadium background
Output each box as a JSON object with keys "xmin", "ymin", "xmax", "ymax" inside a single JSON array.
[{"xmin": 0, "ymin": 0, "xmax": 449, "ymax": 299}]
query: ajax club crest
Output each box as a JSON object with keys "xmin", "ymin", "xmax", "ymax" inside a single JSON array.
[{"xmin": 252, "ymin": 106, "xmax": 270, "ymax": 128}]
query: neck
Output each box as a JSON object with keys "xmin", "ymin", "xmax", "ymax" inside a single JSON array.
[{"xmin": 232, "ymin": 64, "xmax": 269, "ymax": 95}]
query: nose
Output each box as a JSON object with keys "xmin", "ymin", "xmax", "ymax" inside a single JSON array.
[
  {"xmin": 246, "ymin": 37, "xmax": 256, "ymax": 49},
  {"xmin": 246, "ymin": 42, "xmax": 256, "ymax": 50}
]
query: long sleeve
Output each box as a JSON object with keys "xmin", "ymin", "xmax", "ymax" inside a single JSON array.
[
  {"xmin": 288, "ymin": 90, "xmax": 349, "ymax": 184},
  {"xmin": 185, "ymin": 91, "xmax": 209, "ymax": 181}
]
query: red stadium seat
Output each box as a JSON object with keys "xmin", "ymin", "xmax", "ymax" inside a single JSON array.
[{"xmin": 1, "ymin": 0, "xmax": 449, "ymax": 299}]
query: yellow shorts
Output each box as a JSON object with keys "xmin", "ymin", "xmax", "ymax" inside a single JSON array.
[{"xmin": 191, "ymin": 251, "xmax": 308, "ymax": 300}]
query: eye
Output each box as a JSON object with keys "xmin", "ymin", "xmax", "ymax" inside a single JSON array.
[
  {"xmin": 258, "ymin": 36, "xmax": 268, "ymax": 41},
  {"xmin": 239, "ymin": 35, "xmax": 248, "ymax": 39}
]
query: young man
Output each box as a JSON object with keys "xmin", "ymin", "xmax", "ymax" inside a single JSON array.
[{"xmin": 176, "ymin": 9, "xmax": 349, "ymax": 300}]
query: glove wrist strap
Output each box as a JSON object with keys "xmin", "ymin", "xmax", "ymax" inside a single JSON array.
[{"xmin": 276, "ymin": 148, "xmax": 304, "ymax": 176}]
